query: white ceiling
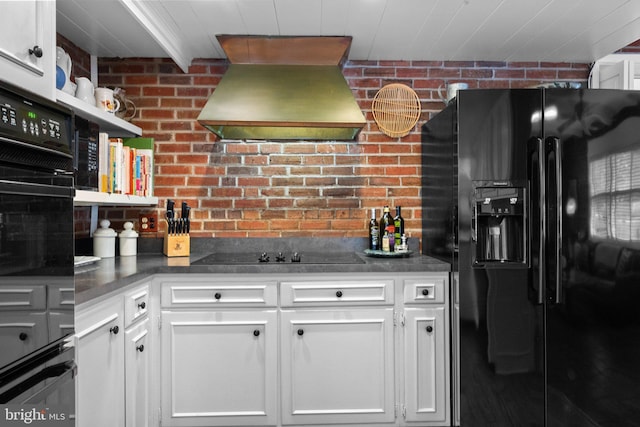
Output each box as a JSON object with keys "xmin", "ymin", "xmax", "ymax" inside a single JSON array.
[{"xmin": 57, "ymin": 0, "xmax": 640, "ymax": 73}]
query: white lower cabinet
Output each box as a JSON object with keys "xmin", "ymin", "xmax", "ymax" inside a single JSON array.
[
  {"xmin": 280, "ymin": 308, "xmax": 395, "ymax": 425},
  {"xmin": 160, "ymin": 310, "xmax": 278, "ymax": 426},
  {"xmin": 402, "ymin": 307, "xmax": 448, "ymax": 424},
  {"xmin": 400, "ymin": 276, "xmax": 450, "ymax": 427},
  {"xmin": 125, "ymin": 317, "xmax": 150, "ymax": 427},
  {"xmin": 75, "ymin": 280, "xmax": 151, "ymax": 427},
  {"xmin": 75, "ymin": 296, "xmax": 125, "ymax": 427},
  {"xmin": 76, "ymin": 271, "xmax": 450, "ymax": 427}
]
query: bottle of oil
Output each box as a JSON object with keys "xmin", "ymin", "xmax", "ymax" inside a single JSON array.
[
  {"xmin": 394, "ymin": 206, "xmax": 405, "ymax": 250},
  {"xmin": 380, "ymin": 206, "xmax": 395, "ymax": 252},
  {"xmin": 368, "ymin": 208, "xmax": 380, "ymax": 250}
]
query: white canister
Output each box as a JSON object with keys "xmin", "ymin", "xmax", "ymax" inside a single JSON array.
[
  {"xmin": 93, "ymin": 219, "xmax": 116, "ymax": 258},
  {"xmin": 119, "ymin": 221, "xmax": 138, "ymax": 256}
]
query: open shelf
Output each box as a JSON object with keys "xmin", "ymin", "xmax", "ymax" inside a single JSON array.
[
  {"xmin": 74, "ymin": 190, "xmax": 158, "ymax": 207},
  {"xmin": 56, "ymin": 89, "xmax": 141, "ymax": 137}
]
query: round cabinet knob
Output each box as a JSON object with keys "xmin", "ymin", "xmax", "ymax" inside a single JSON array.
[
  {"xmin": 336, "ymin": 290, "xmax": 343, "ymax": 298},
  {"xmin": 110, "ymin": 326, "xmax": 119, "ymax": 335},
  {"xmin": 19, "ymin": 332, "xmax": 28, "ymax": 341},
  {"xmin": 214, "ymin": 293, "xmax": 221, "ymax": 300},
  {"xmin": 29, "ymin": 45, "xmax": 43, "ymax": 58},
  {"xmin": 136, "ymin": 344, "xmax": 144, "ymax": 352},
  {"xmin": 253, "ymin": 330, "xmax": 260, "ymax": 337},
  {"xmin": 426, "ymin": 325, "xmax": 433, "ymax": 333},
  {"xmin": 422, "ymin": 289, "xmax": 429, "ymax": 296},
  {"xmin": 138, "ymin": 301, "xmax": 146, "ymax": 309},
  {"xmin": 297, "ymin": 329, "xmax": 304, "ymax": 336}
]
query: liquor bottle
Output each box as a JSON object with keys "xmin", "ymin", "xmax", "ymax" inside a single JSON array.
[
  {"xmin": 380, "ymin": 206, "xmax": 395, "ymax": 252},
  {"xmin": 368, "ymin": 208, "xmax": 380, "ymax": 250},
  {"xmin": 394, "ymin": 206, "xmax": 405, "ymax": 250}
]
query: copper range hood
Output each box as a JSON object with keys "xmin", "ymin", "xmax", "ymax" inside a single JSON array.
[{"xmin": 197, "ymin": 35, "xmax": 366, "ymax": 141}]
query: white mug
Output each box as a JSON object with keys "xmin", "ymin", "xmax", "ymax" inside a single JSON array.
[
  {"xmin": 95, "ymin": 87, "xmax": 121, "ymax": 113},
  {"xmin": 75, "ymin": 77, "xmax": 95, "ymax": 106}
]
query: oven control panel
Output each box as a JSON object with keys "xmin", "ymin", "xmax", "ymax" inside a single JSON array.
[{"xmin": 0, "ymin": 88, "xmax": 72, "ymax": 157}]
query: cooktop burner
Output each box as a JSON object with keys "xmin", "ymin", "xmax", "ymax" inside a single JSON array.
[{"xmin": 191, "ymin": 251, "xmax": 365, "ymax": 265}]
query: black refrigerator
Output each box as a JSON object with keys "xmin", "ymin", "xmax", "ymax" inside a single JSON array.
[{"xmin": 422, "ymin": 88, "xmax": 640, "ymax": 427}]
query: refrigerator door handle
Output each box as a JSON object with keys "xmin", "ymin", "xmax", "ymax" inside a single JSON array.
[
  {"xmin": 471, "ymin": 200, "xmax": 477, "ymax": 242},
  {"xmin": 537, "ymin": 137, "xmax": 545, "ymax": 305},
  {"xmin": 549, "ymin": 136, "xmax": 563, "ymax": 304}
]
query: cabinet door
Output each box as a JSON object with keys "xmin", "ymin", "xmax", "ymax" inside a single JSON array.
[
  {"xmin": 597, "ymin": 61, "xmax": 629, "ymax": 89},
  {"xmin": 280, "ymin": 308, "xmax": 395, "ymax": 425},
  {"xmin": 403, "ymin": 307, "xmax": 449, "ymax": 425},
  {"xmin": 125, "ymin": 318, "xmax": 150, "ymax": 427},
  {"xmin": 0, "ymin": 312, "xmax": 48, "ymax": 368},
  {"xmin": 0, "ymin": 1, "xmax": 55, "ymax": 99},
  {"xmin": 76, "ymin": 308, "xmax": 124, "ymax": 427},
  {"xmin": 161, "ymin": 310, "xmax": 277, "ymax": 426}
]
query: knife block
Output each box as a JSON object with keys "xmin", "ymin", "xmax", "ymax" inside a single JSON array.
[{"xmin": 163, "ymin": 222, "xmax": 190, "ymax": 257}]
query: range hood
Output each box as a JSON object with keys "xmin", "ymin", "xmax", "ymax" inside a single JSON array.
[{"xmin": 197, "ymin": 36, "xmax": 366, "ymax": 141}]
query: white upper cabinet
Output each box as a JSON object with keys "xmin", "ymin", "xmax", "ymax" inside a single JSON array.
[
  {"xmin": 0, "ymin": 0, "xmax": 55, "ymax": 100},
  {"xmin": 590, "ymin": 54, "xmax": 640, "ymax": 90}
]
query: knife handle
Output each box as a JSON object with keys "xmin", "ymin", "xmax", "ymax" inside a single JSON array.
[{"xmin": 184, "ymin": 207, "xmax": 191, "ymax": 233}]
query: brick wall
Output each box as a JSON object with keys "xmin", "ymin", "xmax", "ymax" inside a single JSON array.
[{"xmin": 90, "ymin": 56, "xmax": 590, "ymax": 244}]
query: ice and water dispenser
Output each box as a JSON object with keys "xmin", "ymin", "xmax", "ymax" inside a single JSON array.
[{"xmin": 472, "ymin": 184, "xmax": 527, "ymax": 267}]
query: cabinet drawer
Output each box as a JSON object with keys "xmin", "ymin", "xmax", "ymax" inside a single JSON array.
[
  {"xmin": 403, "ymin": 276, "xmax": 447, "ymax": 304},
  {"xmin": 124, "ymin": 284, "xmax": 150, "ymax": 328},
  {"xmin": 76, "ymin": 295, "xmax": 122, "ymax": 334},
  {"xmin": 48, "ymin": 283, "xmax": 75, "ymax": 310},
  {"xmin": 0, "ymin": 285, "xmax": 46, "ymax": 311},
  {"xmin": 280, "ymin": 280, "xmax": 393, "ymax": 306},
  {"xmin": 161, "ymin": 280, "xmax": 278, "ymax": 308}
]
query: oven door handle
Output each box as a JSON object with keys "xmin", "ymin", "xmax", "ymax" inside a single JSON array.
[
  {"xmin": 23, "ymin": 361, "xmax": 76, "ymax": 404},
  {"xmin": 0, "ymin": 360, "xmax": 76, "ymax": 404},
  {"xmin": 0, "ymin": 179, "xmax": 74, "ymax": 198}
]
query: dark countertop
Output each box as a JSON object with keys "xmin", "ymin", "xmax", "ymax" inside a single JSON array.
[{"xmin": 75, "ymin": 238, "xmax": 451, "ymax": 305}]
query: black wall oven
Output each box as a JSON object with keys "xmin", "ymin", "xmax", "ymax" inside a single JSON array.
[{"xmin": 0, "ymin": 81, "xmax": 75, "ymax": 425}]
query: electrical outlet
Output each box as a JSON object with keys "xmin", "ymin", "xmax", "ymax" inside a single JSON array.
[{"xmin": 139, "ymin": 212, "xmax": 158, "ymax": 233}]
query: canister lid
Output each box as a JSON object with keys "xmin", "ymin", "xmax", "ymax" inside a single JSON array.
[
  {"xmin": 94, "ymin": 219, "xmax": 116, "ymax": 237},
  {"xmin": 119, "ymin": 221, "xmax": 138, "ymax": 238}
]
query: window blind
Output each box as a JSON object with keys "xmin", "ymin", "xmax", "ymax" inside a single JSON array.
[{"xmin": 589, "ymin": 148, "xmax": 640, "ymax": 240}]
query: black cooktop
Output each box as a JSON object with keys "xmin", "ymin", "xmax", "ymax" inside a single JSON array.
[{"xmin": 191, "ymin": 251, "xmax": 365, "ymax": 265}]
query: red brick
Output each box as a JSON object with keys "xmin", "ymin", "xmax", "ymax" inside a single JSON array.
[
  {"xmin": 300, "ymin": 220, "xmax": 331, "ymax": 230},
  {"xmin": 161, "ymin": 98, "xmax": 193, "ymax": 108},
  {"xmin": 385, "ymin": 166, "xmax": 419, "ymax": 175},
  {"xmin": 160, "ymin": 165, "xmax": 192, "ymax": 175},
  {"xmin": 269, "ymin": 155, "xmax": 302, "ymax": 165},
  {"xmin": 140, "ymin": 109, "xmax": 175, "ymax": 119},
  {"xmin": 237, "ymin": 220, "xmax": 269, "ymax": 230},
  {"xmin": 238, "ymin": 177, "xmax": 270, "ymax": 187},
  {"xmin": 367, "ymin": 155, "xmax": 398, "ymax": 165},
  {"xmin": 290, "ymin": 166, "xmax": 321, "ymax": 175},
  {"xmin": 283, "ymin": 144, "xmax": 316, "ymax": 154}
]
